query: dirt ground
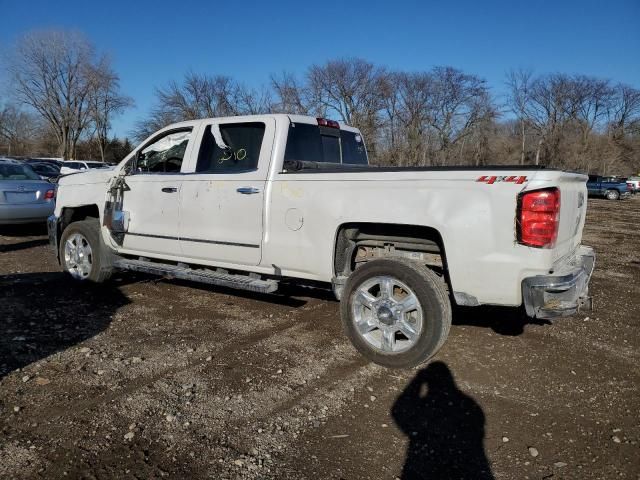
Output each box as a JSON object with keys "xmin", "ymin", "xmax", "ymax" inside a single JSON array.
[{"xmin": 0, "ymin": 197, "xmax": 638, "ymax": 480}]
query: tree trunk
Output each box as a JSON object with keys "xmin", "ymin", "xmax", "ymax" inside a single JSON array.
[
  {"xmin": 520, "ymin": 121, "xmax": 526, "ymax": 165},
  {"xmin": 535, "ymin": 139, "xmax": 543, "ymax": 166},
  {"xmin": 98, "ymin": 136, "xmax": 106, "ymax": 162}
]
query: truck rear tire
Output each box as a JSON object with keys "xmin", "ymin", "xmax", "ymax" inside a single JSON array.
[
  {"xmin": 606, "ymin": 189, "xmax": 620, "ymax": 200},
  {"xmin": 59, "ymin": 218, "xmax": 113, "ymax": 283},
  {"xmin": 340, "ymin": 258, "xmax": 452, "ymax": 369}
]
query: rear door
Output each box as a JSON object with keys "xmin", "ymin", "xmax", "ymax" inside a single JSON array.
[
  {"xmin": 118, "ymin": 128, "xmax": 195, "ymax": 257},
  {"xmin": 178, "ymin": 118, "xmax": 275, "ymax": 266}
]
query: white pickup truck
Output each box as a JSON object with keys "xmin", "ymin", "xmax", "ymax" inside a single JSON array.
[{"xmin": 48, "ymin": 114, "xmax": 595, "ymax": 368}]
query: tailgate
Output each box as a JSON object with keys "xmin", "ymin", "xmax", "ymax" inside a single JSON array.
[{"xmin": 554, "ymin": 172, "xmax": 588, "ymax": 261}]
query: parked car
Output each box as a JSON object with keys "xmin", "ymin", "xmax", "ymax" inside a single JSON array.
[
  {"xmin": 48, "ymin": 114, "xmax": 594, "ymax": 368},
  {"xmin": 60, "ymin": 160, "xmax": 111, "ymax": 175},
  {"xmin": 626, "ymin": 176, "xmax": 640, "ymax": 193},
  {"xmin": 25, "ymin": 158, "xmax": 63, "ymax": 169},
  {"xmin": 0, "ymin": 158, "xmax": 56, "ymax": 225},
  {"xmin": 586, "ymin": 175, "xmax": 631, "ymax": 200},
  {"xmin": 29, "ymin": 162, "xmax": 61, "ymax": 180}
]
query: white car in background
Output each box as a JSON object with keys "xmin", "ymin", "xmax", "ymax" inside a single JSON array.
[
  {"xmin": 60, "ymin": 160, "xmax": 111, "ymax": 176},
  {"xmin": 626, "ymin": 176, "xmax": 640, "ymax": 193}
]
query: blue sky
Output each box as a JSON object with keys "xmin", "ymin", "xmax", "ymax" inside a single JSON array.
[{"xmin": 1, "ymin": 0, "xmax": 639, "ymax": 139}]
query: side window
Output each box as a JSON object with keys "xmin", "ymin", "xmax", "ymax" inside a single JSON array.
[
  {"xmin": 196, "ymin": 122, "xmax": 265, "ymax": 173},
  {"xmin": 136, "ymin": 129, "xmax": 192, "ymax": 173},
  {"xmin": 341, "ymin": 130, "xmax": 368, "ymax": 165}
]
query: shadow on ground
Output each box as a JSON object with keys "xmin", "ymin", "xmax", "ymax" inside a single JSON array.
[
  {"xmin": 0, "ymin": 238, "xmax": 49, "ymax": 253},
  {"xmin": 0, "ymin": 272, "xmax": 131, "ymax": 380},
  {"xmin": 453, "ymin": 305, "xmax": 551, "ymax": 336},
  {"xmin": 0, "ymin": 224, "xmax": 49, "ymax": 253},
  {"xmin": 0, "ymin": 223, "xmax": 48, "ymax": 237},
  {"xmin": 392, "ymin": 361, "xmax": 494, "ymax": 480}
]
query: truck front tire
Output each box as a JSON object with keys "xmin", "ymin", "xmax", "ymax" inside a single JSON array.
[
  {"xmin": 59, "ymin": 218, "xmax": 113, "ymax": 283},
  {"xmin": 340, "ymin": 258, "xmax": 452, "ymax": 369}
]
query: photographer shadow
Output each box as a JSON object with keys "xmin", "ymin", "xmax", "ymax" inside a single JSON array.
[{"xmin": 392, "ymin": 361, "xmax": 494, "ymax": 480}]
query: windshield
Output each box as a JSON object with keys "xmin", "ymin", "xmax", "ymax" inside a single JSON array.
[{"xmin": 0, "ymin": 163, "xmax": 41, "ymax": 181}]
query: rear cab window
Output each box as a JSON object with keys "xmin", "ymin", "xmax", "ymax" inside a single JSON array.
[{"xmin": 284, "ymin": 122, "xmax": 368, "ymax": 169}]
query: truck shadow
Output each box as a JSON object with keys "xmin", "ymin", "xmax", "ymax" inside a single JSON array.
[
  {"xmin": 0, "ymin": 238, "xmax": 49, "ymax": 253},
  {"xmin": 392, "ymin": 361, "xmax": 494, "ymax": 480},
  {"xmin": 166, "ymin": 278, "xmax": 315, "ymax": 308},
  {"xmin": 0, "ymin": 225, "xmax": 50, "ymax": 253},
  {"xmin": 0, "ymin": 223, "xmax": 48, "ymax": 237},
  {"xmin": 453, "ymin": 305, "xmax": 551, "ymax": 336},
  {"xmin": 0, "ymin": 272, "xmax": 131, "ymax": 381}
]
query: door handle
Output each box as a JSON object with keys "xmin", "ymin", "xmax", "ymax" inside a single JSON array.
[
  {"xmin": 236, "ymin": 187, "xmax": 261, "ymax": 195},
  {"xmin": 161, "ymin": 187, "xmax": 178, "ymax": 193}
]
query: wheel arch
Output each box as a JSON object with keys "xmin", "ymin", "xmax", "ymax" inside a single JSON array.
[
  {"xmin": 332, "ymin": 222, "xmax": 450, "ymax": 288},
  {"xmin": 56, "ymin": 204, "xmax": 101, "ymax": 254}
]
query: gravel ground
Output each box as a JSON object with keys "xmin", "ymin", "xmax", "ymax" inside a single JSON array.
[{"xmin": 0, "ymin": 196, "xmax": 638, "ymax": 479}]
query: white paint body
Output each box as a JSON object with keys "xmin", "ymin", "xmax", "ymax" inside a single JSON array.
[{"xmin": 54, "ymin": 115, "xmax": 589, "ymax": 307}]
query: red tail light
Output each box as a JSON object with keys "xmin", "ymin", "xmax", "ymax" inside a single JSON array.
[
  {"xmin": 44, "ymin": 189, "xmax": 55, "ymax": 200},
  {"xmin": 317, "ymin": 117, "xmax": 340, "ymax": 129},
  {"xmin": 517, "ymin": 188, "xmax": 560, "ymax": 248}
]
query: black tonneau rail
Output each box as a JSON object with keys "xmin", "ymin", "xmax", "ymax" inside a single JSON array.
[{"xmin": 281, "ymin": 160, "xmax": 554, "ymax": 174}]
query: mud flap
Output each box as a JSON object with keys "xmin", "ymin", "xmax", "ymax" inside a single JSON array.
[{"xmin": 103, "ymin": 175, "xmax": 130, "ymax": 246}]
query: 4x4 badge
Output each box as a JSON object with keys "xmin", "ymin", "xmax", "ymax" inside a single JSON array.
[{"xmin": 476, "ymin": 175, "xmax": 528, "ymax": 185}]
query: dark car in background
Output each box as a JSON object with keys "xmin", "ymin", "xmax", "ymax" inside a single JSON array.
[
  {"xmin": 0, "ymin": 158, "xmax": 56, "ymax": 224},
  {"xmin": 29, "ymin": 162, "xmax": 61, "ymax": 180},
  {"xmin": 586, "ymin": 175, "xmax": 632, "ymax": 200},
  {"xmin": 24, "ymin": 158, "xmax": 63, "ymax": 169}
]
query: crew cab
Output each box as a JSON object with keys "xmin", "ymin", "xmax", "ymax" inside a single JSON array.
[
  {"xmin": 48, "ymin": 114, "xmax": 595, "ymax": 368},
  {"xmin": 586, "ymin": 175, "xmax": 632, "ymax": 200}
]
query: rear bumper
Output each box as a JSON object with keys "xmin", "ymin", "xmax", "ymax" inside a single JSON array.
[
  {"xmin": 522, "ymin": 246, "xmax": 595, "ymax": 319},
  {"xmin": 0, "ymin": 202, "xmax": 55, "ymax": 224}
]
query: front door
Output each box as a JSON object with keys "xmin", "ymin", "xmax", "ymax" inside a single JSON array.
[
  {"xmin": 119, "ymin": 128, "xmax": 196, "ymax": 258},
  {"xmin": 179, "ymin": 118, "xmax": 275, "ymax": 266}
]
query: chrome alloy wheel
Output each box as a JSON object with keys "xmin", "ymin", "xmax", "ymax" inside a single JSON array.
[
  {"xmin": 351, "ymin": 275, "xmax": 424, "ymax": 353},
  {"xmin": 64, "ymin": 233, "xmax": 93, "ymax": 280}
]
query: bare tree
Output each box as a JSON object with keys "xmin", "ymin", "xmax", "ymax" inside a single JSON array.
[
  {"xmin": 609, "ymin": 84, "xmax": 640, "ymax": 138},
  {"xmin": 394, "ymin": 72, "xmax": 434, "ymax": 165},
  {"xmin": 8, "ymin": 30, "xmax": 102, "ymax": 159},
  {"xmin": 270, "ymin": 72, "xmax": 310, "ymax": 114},
  {"xmin": 0, "ymin": 104, "xmax": 41, "ymax": 156},
  {"xmin": 133, "ymin": 72, "xmax": 270, "ymax": 141},
  {"xmin": 427, "ymin": 68, "xmax": 494, "ymax": 162},
  {"xmin": 307, "ymin": 58, "xmax": 387, "ymax": 156},
  {"xmin": 87, "ymin": 59, "xmax": 133, "ymax": 162},
  {"xmin": 506, "ymin": 69, "xmax": 534, "ymax": 165}
]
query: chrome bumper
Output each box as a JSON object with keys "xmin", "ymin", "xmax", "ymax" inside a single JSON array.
[{"xmin": 522, "ymin": 246, "xmax": 595, "ymax": 319}]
